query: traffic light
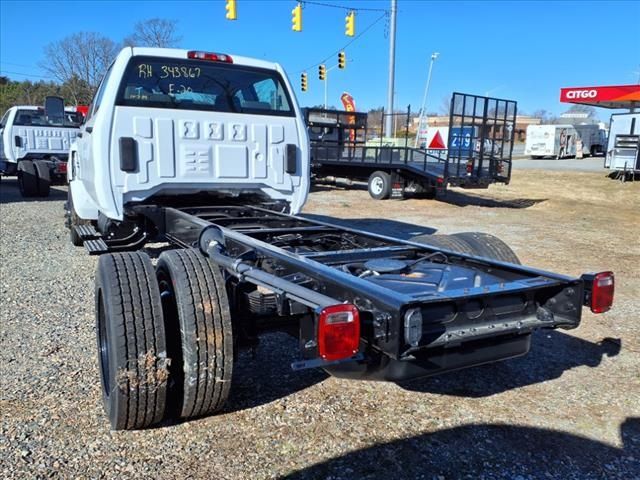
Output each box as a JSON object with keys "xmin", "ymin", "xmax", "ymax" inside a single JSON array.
[
  {"xmin": 345, "ymin": 11, "xmax": 355, "ymax": 37},
  {"xmin": 225, "ymin": 0, "xmax": 237, "ymax": 20},
  {"xmin": 318, "ymin": 64, "xmax": 326, "ymax": 81},
  {"xmin": 338, "ymin": 51, "xmax": 346, "ymax": 69},
  {"xmin": 292, "ymin": 3, "xmax": 302, "ymax": 32},
  {"xmin": 301, "ymin": 73, "xmax": 308, "ymax": 92}
]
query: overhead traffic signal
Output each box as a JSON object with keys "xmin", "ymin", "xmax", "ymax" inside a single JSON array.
[
  {"xmin": 301, "ymin": 73, "xmax": 308, "ymax": 92},
  {"xmin": 345, "ymin": 11, "xmax": 355, "ymax": 37},
  {"xmin": 338, "ymin": 51, "xmax": 346, "ymax": 69},
  {"xmin": 318, "ymin": 64, "xmax": 326, "ymax": 81},
  {"xmin": 225, "ymin": 0, "xmax": 237, "ymax": 20},
  {"xmin": 292, "ymin": 3, "xmax": 302, "ymax": 32}
]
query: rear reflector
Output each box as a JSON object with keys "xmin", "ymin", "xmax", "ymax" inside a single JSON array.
[
  {"xmin": 187, "ymin": 51, "xmax": 233, "ymax": 63},
  {"xmin": 590, "ymin": 271, "xmax": 614, "ymax": 314},
  {"xmin": 317, "ymin": 304, "xmax": 360, "ymax": 362}
]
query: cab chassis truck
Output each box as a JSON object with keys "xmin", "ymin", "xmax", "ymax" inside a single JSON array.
[{"xmin": 67, "ymin": 47, "xmax": 615, "ymax": 430}]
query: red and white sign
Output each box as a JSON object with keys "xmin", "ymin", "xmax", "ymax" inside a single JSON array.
[{"xmin": 560, "ymin": 84, "xmax": 640, "ymax": 108}]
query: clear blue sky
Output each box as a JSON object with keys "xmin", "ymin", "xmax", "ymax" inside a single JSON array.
[{"xmin": 1, "ymin": 0, "xmax": 639, "ymax": 116}]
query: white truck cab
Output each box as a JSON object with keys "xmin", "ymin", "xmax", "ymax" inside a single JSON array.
[{"xmin": 69, "ymin": 47, "xmax": 309, "ymax": 229}]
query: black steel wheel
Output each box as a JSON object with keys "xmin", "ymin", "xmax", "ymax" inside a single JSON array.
[
  {"xmin": 95, "ymin": 251, "xmax": 169, "ymax": 430},
  {"xmin": 368, "ymin": 171, "xmax": 391, "ymax": 200},
  {"xmin": 156, "ymin": 248, "xmax": 233, "ymax": 420}
]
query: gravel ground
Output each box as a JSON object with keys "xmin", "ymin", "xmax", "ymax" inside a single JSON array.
[{"xmin": 1, "ymin": 170, "xmax": 638, "ymax": 479}]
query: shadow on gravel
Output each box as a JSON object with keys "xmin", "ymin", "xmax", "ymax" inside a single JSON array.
[
  {"xmin": 398, "ymin": 331, "xmax": 621, "ymax": 398},
  {"xmin": 310, "ymin": 181, "xmax": 547, "ymax": 209},
  {"xmin": 0, "ymin": 178, "xmax": 67, "ymax": 203},
  {"xmin": 281, "ymin": 418, "xmax": 640, "ymax": 479},
  {"xmin": 302, "ymin": 214, "xmax": 437, "ymax": 240},
  {"xmin": 225, "ymin": 332, "xmax": 329, "ymax": 413},
  {"xmin": 439, "ymin": 190, "xmax": 547, "ymax": 209}
]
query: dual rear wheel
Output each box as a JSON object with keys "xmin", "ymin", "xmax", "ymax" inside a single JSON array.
[
  {"xmin": 95, "ymin": 249, "xmax": 233, "ymax": 430},
  {"xmin": 17, "ymin": 160, "xmax": 50, "ymax": 197}
]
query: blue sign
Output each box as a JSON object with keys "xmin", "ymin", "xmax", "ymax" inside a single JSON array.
[{"xmin": 449, "ymin": 127, "xmax": 475, "ymax": 156}]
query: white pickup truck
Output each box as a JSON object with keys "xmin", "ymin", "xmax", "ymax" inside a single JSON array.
[
  {"xmin": 0, "ymin": 98, "xmax": 82, "ymax": 196},
  {"xmin": 68, "ymin": 47, "xmax": 613, "ymax": 431},
  {"xmin": 68, "ymin": 46, "xmax": 309, "ymax": 248}
]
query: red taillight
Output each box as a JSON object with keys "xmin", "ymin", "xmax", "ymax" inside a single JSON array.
[
  {"xmin": 317, "ymin": 304, "xmax": 360, "ymax": 362},
  {"xmin": 56, "ymin": 162, "xmax": 67, "ymax": 174},
  {"xmin": 590, "ymin": 271, "xmax": 614, "ymax": 314},
  {"xmin": 187, "ymin": 51, "xmax": 233, "ymax": 63}
]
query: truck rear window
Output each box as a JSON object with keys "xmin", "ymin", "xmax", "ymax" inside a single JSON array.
[
  {"xmin": 116, "ymin": 56, "xmax": 295, "ymax": 117},
  {"xmin": 13, "ymin": 109, "xmax": 82, "ymax": 128}
]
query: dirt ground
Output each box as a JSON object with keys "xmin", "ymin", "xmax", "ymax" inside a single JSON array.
[{"xmin": 1, "ymin": 169, "xmax": 639, "ymax": 479}]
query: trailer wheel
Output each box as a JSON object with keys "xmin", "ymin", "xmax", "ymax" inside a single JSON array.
[
  {"xmin": 95, "ymin": 252, "xmax": 169, "ymax": 430},
  {"xmin": 451, "ymin": 232, "xmax": 521, "ymax": 264},
  {"xmin": 156, "ymin": 249, "xmax": 233, "ymax": 420},
  {"xmin": 17, "ymin": 160, "xmax": 39, "ymax": 197},
  {"xmin": 368, "ymin": 171, "xmax": 391, "ymax": 200},
  {"xmin": 33, "ymin": 160, "xmax": 51, "ymax": 197}
]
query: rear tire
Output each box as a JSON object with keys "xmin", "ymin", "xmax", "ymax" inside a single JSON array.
[
  {"xmin": 410, "ymin": 232, "xmax": 521, "ymax": 264},
  {"xmin": 156, "ymin": 249, "xmax": 233, "ymax": 420},
  {"xmin": 368, "ymin": 171, "xmax": 391, "ymax": 200},
  {"xmin": 17, "ymin": 160, "xmax": 38, "ymax": 197},
  {"xmin": 33, "ymin": 160, "xmax": 51, "ymax": 197},
  {"xmin": 409, "ymin": 233, "xmax": 477, "ymax": 253},
  {"xmin": 95, "ymin": 252, "xmax": 169, "ymax": 430},
  {"xmin": 451, "ymin": 232, "xmax": 521, "ymax": 264}
]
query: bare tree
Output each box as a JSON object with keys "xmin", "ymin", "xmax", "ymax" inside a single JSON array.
[
  {"xmin": 40, "ymin": 32, "xmax": 119, "ymax": 102},
  {"xmin": 123, "ymin": 18, "xmax": 181, "ymax": 48}
]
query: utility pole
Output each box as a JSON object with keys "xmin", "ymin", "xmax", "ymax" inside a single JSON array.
[
  {"xmin": 414, "ymin": 52, "xmax": 439, "ymax": 148},
  {"xmin": 384, "ymin": 0, "xmax": 397, "ymax": 138}
]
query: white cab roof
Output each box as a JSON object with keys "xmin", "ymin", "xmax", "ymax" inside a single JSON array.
[{"xmin": 128, "ymin": 47, "xmax": 282, "ymax": 71}]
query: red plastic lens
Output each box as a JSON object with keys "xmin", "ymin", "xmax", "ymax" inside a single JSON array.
[
  {"xmin": 591, "ymin": 271, "xmax": 614, "ymax": 314},
  {"xmin": 317, "ymin": 304, "xmax": 360, "ymax": 361},
  {"xmin": 187, "ymin": 51, "xmax": 233, "ymax": 63}
]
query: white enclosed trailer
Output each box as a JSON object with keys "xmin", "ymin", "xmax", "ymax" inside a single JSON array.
[
  {"xmin": 525, "ymin": 124, "xmax": 606, "ymax": 159},
  {"xmin": 525, "ymin": 124, "xmax": 577, "ymax": 158}
]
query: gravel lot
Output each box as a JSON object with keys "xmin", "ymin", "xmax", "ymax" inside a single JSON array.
[{"xmin": 1, "ymin": 170, "xmax": 638, "ymax": 479}]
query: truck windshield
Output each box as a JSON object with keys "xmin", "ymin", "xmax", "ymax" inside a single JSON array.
[
  {"xmin": 116, "ymin": 56, "xmax": 295, "ymax": 117},
  {"xmin": 13, "ymin": 109, "xmax": 82, "ymax": 128}
]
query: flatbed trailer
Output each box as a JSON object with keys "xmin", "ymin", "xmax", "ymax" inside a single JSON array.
[{"xmin": 306, "ymin": 93, "xmax": 517, "ymax": 199}]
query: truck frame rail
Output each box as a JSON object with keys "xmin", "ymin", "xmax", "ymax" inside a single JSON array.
[{"xmin": 133, "ymin": 202, "xmax": 587, "ymax": 365}]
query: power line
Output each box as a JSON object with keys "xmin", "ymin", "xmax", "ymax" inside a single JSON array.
[
  {"xmin": 296, "ymin": 11, "xmax": 387, "ymax": 73},
  {"xmin": 0, "ymin": 70, "xmax": 53, "ymax": 80},
  {"xmin": 300, "ymin": 0, "xmax": 388, "ymax": 12}
]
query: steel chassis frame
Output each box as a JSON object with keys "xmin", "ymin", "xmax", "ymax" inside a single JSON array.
[{"xmin": 132, "ymin": 202, "xmax": 587, "ymax": 364}]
